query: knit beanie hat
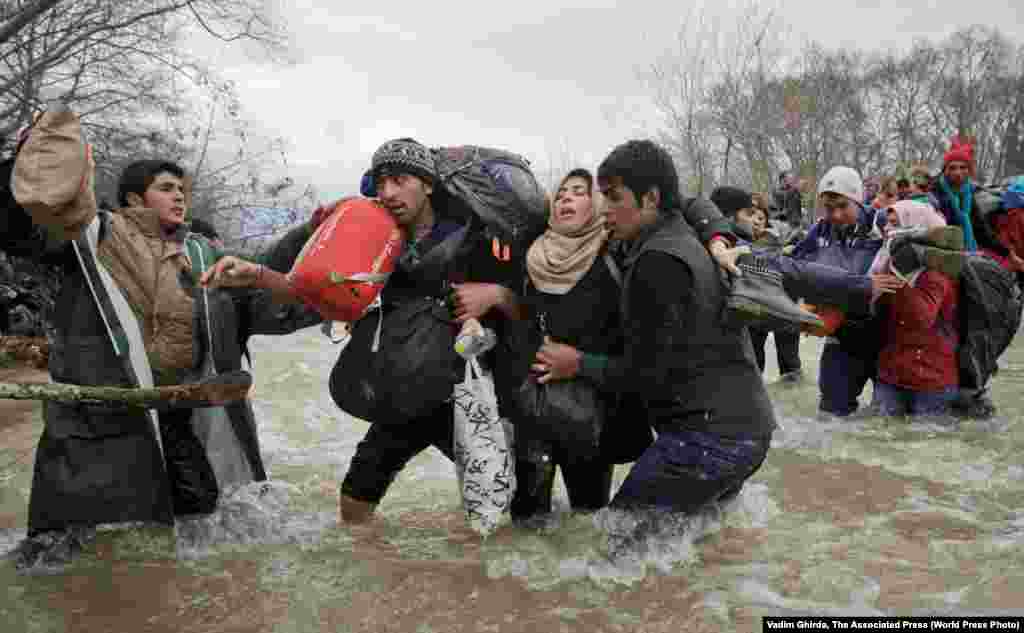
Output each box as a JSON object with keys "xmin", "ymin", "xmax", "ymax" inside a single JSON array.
[
  {"xmin": 943, "ymin": 135, "xmax": 975, "ymax": 172},
  {"xmin": 1003, "ymin": 176, "xmax": 1024, "ymax": 211},
  {"xmin": 361, "ymin": 138, "xmax": 437, "ymax": 196},
  {"xmin": 710, "ymin": 186, "xmax": 753, "ymax": 217}
]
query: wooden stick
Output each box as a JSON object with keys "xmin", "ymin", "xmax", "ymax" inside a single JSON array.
[{"xmin": 0, "ymin": 370, "xmax": 253, "ymax": 410}]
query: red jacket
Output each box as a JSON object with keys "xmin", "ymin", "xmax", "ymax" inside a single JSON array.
[
  {"xmin": 993, "ymin": 208, "xmax": 1024, "ymax": 258},
  {"xmin": 877, "ymin": 270, "xmax": 959, "ymax": 391},
  {"xmin": 984, "ymin": 208, "xmax": 1024, "ymax": 271}
]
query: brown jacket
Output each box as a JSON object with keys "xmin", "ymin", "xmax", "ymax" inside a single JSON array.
[{"xmin": 96, "ymin": 206, "xmax": 200, "ymax": 384}]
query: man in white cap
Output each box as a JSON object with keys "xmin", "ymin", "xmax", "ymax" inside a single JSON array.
[{"xmin": 790, "ymin": 166, "xmax": 903, "ymax": 417}]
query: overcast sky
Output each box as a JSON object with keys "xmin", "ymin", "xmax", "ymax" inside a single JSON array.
[{"xmin": 199, "ymin": 0, "xmax": 1024, "ymax": 205}]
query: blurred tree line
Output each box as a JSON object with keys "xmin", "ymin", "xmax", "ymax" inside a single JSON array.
[{"xmin": 647, "ymin": 2, "xmax": 1024, "ymax": 197}]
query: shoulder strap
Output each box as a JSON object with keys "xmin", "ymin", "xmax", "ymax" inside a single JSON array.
[
  {"xmin": 185, "ymin": 234, "xmax": 212, "ymax": 277},
  {"xmin": 603, "ymin": 252, "xmax": 622, "ymax": 287}
]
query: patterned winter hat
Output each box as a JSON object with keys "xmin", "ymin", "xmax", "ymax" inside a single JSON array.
[
  {"xmin": 710, "ymin": 186, "xmax": 753, "ymax": 217},
  {"xmin": 943, "ymin": 135, "xmax": 974, "ymax": 171},
  {"xmin": 364, "ymin": 138, "xmax": 436, "ymax": 193}
]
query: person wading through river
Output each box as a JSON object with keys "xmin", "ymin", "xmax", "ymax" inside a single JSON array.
[
  {"xmin": 496, "ymin": 169, "xmax": 622, "ymax": 520},
  {"xmin": 329, "ymin": 139, "xmax": 521, "ymax": 524},
  {"xmin": 533, "ymin": 140, "xmax": 776, "ymax": 533},
  {"xmin": 788, "ymin": 167, "xmax": 904, "ymax": 418},
  {"xmin": 3, "ymin": 107, "xmax": 322, "ymax": 567}
]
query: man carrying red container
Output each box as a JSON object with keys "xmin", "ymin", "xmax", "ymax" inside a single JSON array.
[{"xmin": 205, "ymin": 138, "xmax": 522, "ymax": 523}]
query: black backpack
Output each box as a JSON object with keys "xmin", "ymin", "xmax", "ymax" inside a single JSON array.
[
  {"xmin": 958, "ymin": 253, "xmax": 1024, "ymax": 390},
  {"xmin": 432, "ymin": 145, "xmax": 549, "ymax": 264}
]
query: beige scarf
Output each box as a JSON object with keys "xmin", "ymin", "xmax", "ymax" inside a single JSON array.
[{"xmin": 526, "ymin": 212, "xmax": 608, "ymax": 295}]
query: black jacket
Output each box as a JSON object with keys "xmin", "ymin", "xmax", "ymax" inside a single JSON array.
[{"xmin": 582, "ymin": 212, "xmax": 776, "ymax": 438}]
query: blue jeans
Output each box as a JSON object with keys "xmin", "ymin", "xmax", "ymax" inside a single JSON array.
[
  {"xmin": 819, "ymin": 342, "xmax": 876, "ymax": 416},
  {"xmin": 873, "ymin": 382, "xmax": 958, "ymax": 417},
  {"xmin": 610, "ymin": 428, "xmax": 770, "ymax": 514}
]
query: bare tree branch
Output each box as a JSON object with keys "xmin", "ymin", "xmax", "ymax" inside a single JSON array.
[{"xmin": 0, "ymin": 0, "xmax": 64, "ymax": 47}]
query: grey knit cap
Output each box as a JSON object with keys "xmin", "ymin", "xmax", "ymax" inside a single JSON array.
[{"xmin": 368, "ymin": 138, "xmax": 436, "ymax": 185}]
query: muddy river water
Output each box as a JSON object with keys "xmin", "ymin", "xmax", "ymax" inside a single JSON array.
[{"xmin": 2, "ymin": 327, "xmax": 1023, "ymax": 632}]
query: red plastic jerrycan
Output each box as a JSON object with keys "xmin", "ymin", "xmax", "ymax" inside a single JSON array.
[{"xmin": 287, "ymin": 198, "xmax": 404, "ymax": 322}]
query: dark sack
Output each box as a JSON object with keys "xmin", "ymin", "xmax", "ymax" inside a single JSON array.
[
  {"xmin": 433, "ymin": 146, "xmax": 549, "ymax": 259},
  {"xmin": 329, "ymin": 297, "xmax": 464, "ymax": 425},
  {"xmin": 958, "ymin": 253, "xmax": 1024, "ymax": 390},
  {"xmin": 600, "ymin": 392, "xmax": 654, "ymax": 465},
  {"xmin": 0, "ymin": 156, "xmax": 44, "ymax": 258},
  {"xmin": 514, "ymin": 378, "xmax": 606, "ymax": 463}
]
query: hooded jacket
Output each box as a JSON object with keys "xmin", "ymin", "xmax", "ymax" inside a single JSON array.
[{"xmin": 877, "ymin": 270, "xmax": 959, "ymax": 391}]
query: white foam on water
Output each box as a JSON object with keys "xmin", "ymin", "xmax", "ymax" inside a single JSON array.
[
  {"xmin": 960, "ymin": 463, "xmax": 997, "ymax": 483},
  {"xmin": 768, "ymin": 410, "xmax": 872, "ymax": 453},
  {"xmin": 174, "ymin": 481, "xmax": 335, "ymax": 559},
  {"xmin": 0, "ymin": 528, "xmax": 26, "ymax": 557},
  {"xmin": 990, "ymin": 512, "xmax": 1024, "ymax": 547},
  {"xmin": 515, "ymin": 482, "xmax": 777, "ymax": 588},
  {"xmin": 735, "ymin": 578, "xmax": 886, "ymax": 617}
]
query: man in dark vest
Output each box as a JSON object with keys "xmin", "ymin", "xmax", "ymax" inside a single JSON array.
[{"xmin": 542, "ymin": 139, "xmax": 776, "ymax": 518}]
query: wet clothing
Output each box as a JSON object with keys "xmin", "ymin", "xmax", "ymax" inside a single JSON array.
[
  {"xmin": 610, "ymin": 428, "xmax": 769, "ymax": 513},
  {"xmin": 817, "ymin": 341, "xmax": 879, "ymax": 417},
  {"xmin": 790, "ymin": 205, "xmax": 885, "ymax": 416},
  {"xmin": 341, "ymin": 402, "xmax": 455, "ymax": 504},
  {"xmin": 1, "ymin": 202, "xmax": 321, "ymax": 535},
  {"xmin": 511, "ymin": 431, "xmax": 614, "ymax": 518},
  {"xmin": 873, "ymin": 382, "xmax": 958, "ymax": 417},
  {"xmin": 877, "ymin": 271, "xmax": 959, "ymax": 392},
  {"xmin": 338, "ymin": 214, "xmax": 521, "ymax": 504},
  {"xmin": 749, "ymin": 326, "xmax": 802, "ymax": 376},
  {"xmin": 505, "ymin": 253, "xmax": 622, "ymax": 519},
  {"xmin": 581, "ymin": 215, "xmax": 775, "ymax": 437},
  {"xmin": 579, "ymin": 211, "xmax": 774, "ymax": 512},
  {"xmin": 159, "ymin": 407, "xmax": 220, "ymax": 516},
  {"xmin": 790, "ymin": 206, "xmax": 885, "ymax": 277}
]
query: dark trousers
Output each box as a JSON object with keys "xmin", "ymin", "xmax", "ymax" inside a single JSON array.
[
  {"xmin": 610, "ymin": 426, "xmax": 770, "ymax": 513},
  {"xmin": 341, "ymin": 402, "xmax": 455, "ymax": 504},
  {"xmin": 158, "ymin": 407, "xmax": 219, "ymax": 516},
  {"xmin": 510, "ymin": 429, "xmax": 614, "ymax": 520},
  {"xmin": 818, "ymin": 342, "xmax": 876, "ymax": 417},
  {"xmin": 749, "ymin": 326, "xmax": 802, "ymax": 375},
  {"xmin": 874, "ymin": 382, "xmax": 958, "ymax": 417}
]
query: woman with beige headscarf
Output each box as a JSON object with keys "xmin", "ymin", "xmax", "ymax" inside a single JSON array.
[{"xmin": 498, "ymin": 168, "xmax": 642, "ymax": 520}]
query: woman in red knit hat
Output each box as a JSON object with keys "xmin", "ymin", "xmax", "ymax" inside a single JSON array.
[{"xmin": 933, "ymin": 136, "xmax": 1007, "ymax": 257}]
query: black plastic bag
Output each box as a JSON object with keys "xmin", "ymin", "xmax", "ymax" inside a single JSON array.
[
  {"xmin": 513, "ymin": 378, "xmax": 606, "ymax": 463},
  {"xmin": 958, "ymin": 253, "xmax": 1024, "ymax": 390},
  {"xmin": 330, "ymin": 297, "xmax": 464, "ymax": 425},
  {"xmin": 600, "ymin": 393, "xmax": 655, "ymax": 465}
]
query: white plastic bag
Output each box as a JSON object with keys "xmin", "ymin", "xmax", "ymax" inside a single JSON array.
[{"xmin": 452, "ymin": 356, "xmax": 515, "ymax": 536}]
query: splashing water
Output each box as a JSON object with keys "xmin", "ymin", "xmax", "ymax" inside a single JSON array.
[{"xmin": 2, "ymin": 330, "xmax": 1024, "ymax": 631}]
